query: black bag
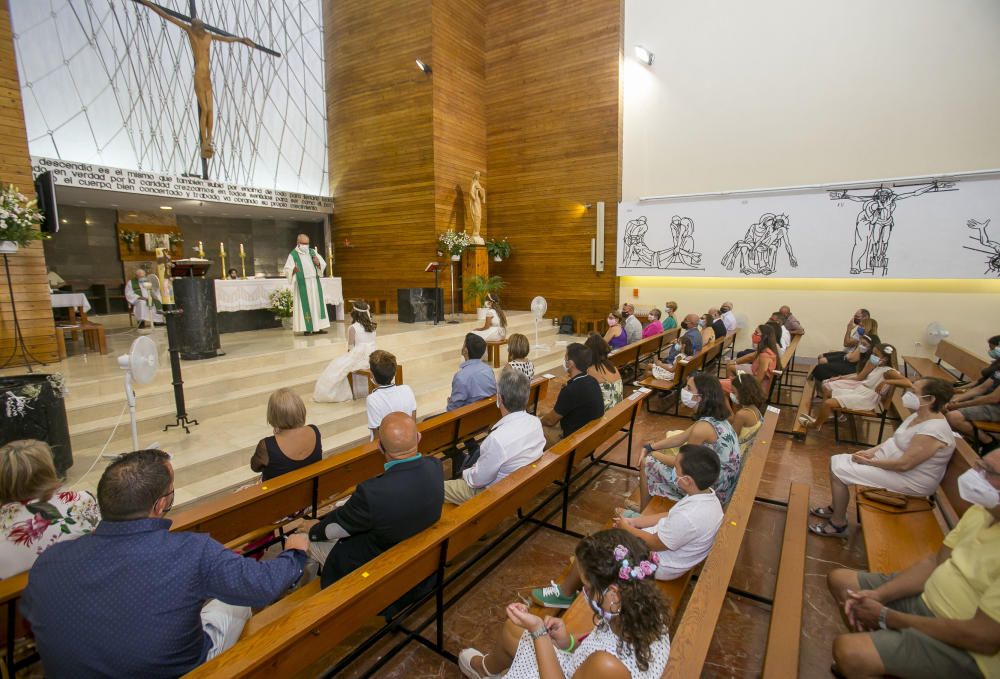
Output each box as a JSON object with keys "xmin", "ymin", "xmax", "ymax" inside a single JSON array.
[{"xmin": 558, "ymin": 315, "xmax": 575, "ymax": 335}]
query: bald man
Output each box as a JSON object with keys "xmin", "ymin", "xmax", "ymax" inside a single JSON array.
[
  {"xmin": 666, "ymin": 312, "xmax": 704, "ymax": 362},
  {"xmin": 307, "ymin": 412, "xmax": 443, "ymax": 588}
]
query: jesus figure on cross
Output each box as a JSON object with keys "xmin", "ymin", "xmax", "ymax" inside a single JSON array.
[{"xmin": 135, "ymin": 0, "xmax": 280, "ymax": 160}]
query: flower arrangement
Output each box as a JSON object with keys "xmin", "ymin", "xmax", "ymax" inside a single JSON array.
[
  {"xmin": 119, "ymin": 230, "xmax": 139, "ymax": 250},
  {"xmin": 269, "ymin": 288, "xmax": 294, "ymax": 319},
  {"xmin": 438, "ymin": 230, "xmax": 471, "ymax": 257},
  {"xmin": 485, "ymin": 238, "xmax": 511, "ymax": 261},
  {"xmin": 0, "ymin": 185, "xmax": 46, "ymax": 249}
]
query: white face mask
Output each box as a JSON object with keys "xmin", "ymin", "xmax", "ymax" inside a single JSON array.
[
  {"xmin": 901, "ymin": 391, "xmax": 927, "ymax": 411},
  {"xmin": 297, "ymin": 244, "xmax": 310, "ymax": 252},
  {"xmin": 957, "ymin": 469, "xmax": 1000, "ymax": 509},
  {"xmin": 680, "ymin": 388, "xmax": 699, "ymax": 409},
  {"xmin": 563, "ymin": 358, "xmax": 570, "ymax": 373}
]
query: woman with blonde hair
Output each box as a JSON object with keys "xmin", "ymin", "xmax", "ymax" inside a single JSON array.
[
  {"xmin": 1, "ymin": 440, "xmax": 100, "ymax": 578},
  {"xmin": 505, "ymin": 333, "xmax": 534, "ymax": 379},
  {"xmin": 473, "ymin": 293, "xmax": 508, "ymax": 342},
  {"xmin": 251, "ymin": 388, "xmax": 323, "ymax": 481},
  {"xmin": 314, "ymin": 300, "xmax": 379, "ymax": 402}
]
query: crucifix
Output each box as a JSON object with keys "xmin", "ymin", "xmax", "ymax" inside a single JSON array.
[{"xmin": 132, "ymin": 0, "xmax": 281, "ymax": 179}]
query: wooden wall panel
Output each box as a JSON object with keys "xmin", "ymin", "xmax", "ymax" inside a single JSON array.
[
  {"xmin": 485, "ymin": 0, "xmax": 622, "ymax": 318},
  {"xmin": 325, "ymin": 0, "xmax": 438, "ymax": 308},
  {"xmin": 0, "ymin": 0, "xmax": 57, "ymax": 365}
]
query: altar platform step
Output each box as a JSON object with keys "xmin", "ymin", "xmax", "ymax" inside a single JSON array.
[
  {"xmin": 63, "ymin": 318, "xmax": 570, "ymax": 505},
  {"xmin": 63, "ymin": 313, "xmax": 560, "ymax": 448}
]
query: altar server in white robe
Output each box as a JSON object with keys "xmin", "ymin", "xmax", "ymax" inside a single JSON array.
[
  {"xmin": 282, "ymin": 234, "xmax": 330, "ymax": 335},
  {"xmin": 123, "ymin": 268, "xmax": 164, "ymax": 328}
]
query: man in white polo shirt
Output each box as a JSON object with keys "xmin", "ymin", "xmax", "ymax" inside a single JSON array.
[
  {"xmin": 366, "ymin": 350, "xmax": 416, "ymax": 439},
  {"xmin": 531, "ymin": 443, "xmax": 723, "ymax": 608},
  {"xmin": 443, "ymin": 367, "xmax": 545, "ymax": 504},
  {"xmin": 720, "ymin": 301, "xmax": 738, "ymax": 334}
]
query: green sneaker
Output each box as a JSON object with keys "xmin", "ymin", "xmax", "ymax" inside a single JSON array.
[{"xmin": 531, "ymin": 581, "xmax": 577, "ymax": 609}]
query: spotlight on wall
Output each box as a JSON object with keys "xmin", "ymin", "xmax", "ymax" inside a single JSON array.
[
  {"xmin": 634, "ymin": 45, "xmax": 654, "ymax": 66},
  {"xmin": 415, "ymin": 59, "xmax": 432, "ymax": 74}
]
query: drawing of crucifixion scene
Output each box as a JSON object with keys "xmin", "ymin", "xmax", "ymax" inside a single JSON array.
[{"xmin": 620, "ymin": 214, "xmax": 705, "ymax": 270}]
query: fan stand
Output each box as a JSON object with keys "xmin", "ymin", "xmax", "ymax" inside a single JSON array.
[
  {"xmin": 124, "ymin": 371, "xmax": 141, "ymax": 451},
  {"xmin": 532, "ymin": 317, "xmax": 551, "ymax": 354}
]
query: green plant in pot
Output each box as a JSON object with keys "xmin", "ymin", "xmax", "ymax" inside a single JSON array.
[
  {"xmin": 0, "ymin": 185, "xmax": 46, "ymax": 253},
  {"xmin": 465, "ymin": 275, "xmax": 505, "ymax": 319},
  {"xmin": 485, "ymin": 238, "xmax": 511, "ymax": 262}
]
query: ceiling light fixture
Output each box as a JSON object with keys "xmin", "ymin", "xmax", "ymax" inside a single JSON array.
[
  {"xmin": 634, "ymin": 45, "xmax": 654, "ymax": 66},
  {"xmin": 415, "ymin": 59, "xmax": 432, "ymax": 74},
  {"xmin": 159, "ymin": 205, "xmax": 173, "ymax": 211}
]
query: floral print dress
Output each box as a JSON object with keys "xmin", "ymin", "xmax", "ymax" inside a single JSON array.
[
  {"xmin": 1, "ymin": 488, "xmax": 101, "ymax": 578},
  {"xmin": 643, "ymin": 417, "xmax": 742, "ymax": 504}
]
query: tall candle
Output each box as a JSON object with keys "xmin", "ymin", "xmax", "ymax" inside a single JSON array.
[
  {"xmin": 220, "ymin": 242, "xmax": 225, "ymax": 255},
  {"xmin": 198, "ymin": 241, "xmax": 204, "ymax": 257},
  {"xmin": 240, "ymin": 243, "xmax": 245, "ymax": 256}
]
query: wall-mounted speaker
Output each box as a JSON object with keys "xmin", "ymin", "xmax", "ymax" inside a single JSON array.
[{"xmin": 34, "ymin": 171, "xmax": 60, "ymax": 234}]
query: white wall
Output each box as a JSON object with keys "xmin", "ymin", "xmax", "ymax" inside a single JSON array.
[{"xmin": 621, "ymin": 0, "xmax": 1000, "ymax": 359}]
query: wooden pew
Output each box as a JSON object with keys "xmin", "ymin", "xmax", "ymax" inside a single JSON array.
[
  {"xmin": 761, "ymin": 482, "xmax": 810, "ymax": 679},
  {"xmin": 1, "ymin": 572, "xmax": 31, "ymax": 679},
  {"xmin": 902, "ymin": 339, "xmax": 987, "ymax": 383},
  {"xmin": 0, "ymin": 377, "xmax": 552, "ymax": 671},
  {"xmin": 767, "ymin": 333, "xmax": 802, "ymax": 406},
  {"xmin": 186, "ymin": 393, "xmax": 650, "ymax": 678},
  {"xmin": 637, "ymin": 335, "xmax": 726, "ymax": 414},
  {"xmin": 790, "ymin": 368, "xmax": 816, "ymax": 439},
  {"xmin": 662, "ymin": 408, "xmax": 779, "ymax": 678},
  {"xmin": 858, "ymin": 437, "xmax": 979, "ymax": 573}
]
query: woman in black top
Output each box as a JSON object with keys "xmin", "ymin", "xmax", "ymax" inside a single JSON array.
[{"xmin": 251, "ymin": 388, "xmax": 323, "ymax": 481}]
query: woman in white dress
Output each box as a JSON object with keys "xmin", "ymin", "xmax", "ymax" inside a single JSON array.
[
  {"xmin": 809, "ymin": 378, "xmax": 957, "ymax": 537},
  {"xmin": 457, "ymin": 529, "xmax": 671, "ymax": 679},
  {"xmin": 473, "ymin": 293, "xmax": 507, "ymax": 342},
  {"xmin": 313, "ymin": 301, "xmax": 378, "ymax": 403},
  {"xmin": 799, "ymin": 343, "xmax": 911, "ymax": 433}
]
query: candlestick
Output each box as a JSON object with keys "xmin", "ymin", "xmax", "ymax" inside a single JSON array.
[
  {"xmin": 197, "ymin": 240, "xmax": 204, "ymax": 258},
  {"xmin": 219, "ymin": 242, "xmax": 225, "ymax": 255},
  {"xmin": 239, "ymin": 243, "xmax": 245, "ymax": 256},
  {"xmin": 326, "ymin": 245, "xmax": 333, "ymax": 277},
  {"xmin": 220, "ymin": 251, "xmax": 227, "ymax": 279},
  {"xmin": 240, "ymin": 251, "xmax": 247, "ymax": 280}
]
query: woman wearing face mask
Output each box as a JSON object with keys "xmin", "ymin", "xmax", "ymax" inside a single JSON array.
[
  {"xmin": 585, "ymin": 333, "xmax": 623, "ymax": 411},
  {"xmin": 698, "ymin": 314, "xmax": 715, "ymax": 347},
  {"xmin": 662, "ymin": 301, "xmax": 678, "ymax": 331},
  {"xmin": 809, "ymin": 378, "xmax": 956, "ymax": 537},
  {"xmin": 458, "ymin": 529, "xmax": 671, "ymax": 679},
  {"xmin": 723, "ymin": 324, "xmax": 779, "ymax": 395},
  {"xmin": 643, "ymin": 335, "xmax": 694, "ymax": 383},
  {"xmin": 799, "ymin": 343, "xmax": 911, "ymax": 432},
  {"xmin": 472, "ymin": 293, "xmax": 508, "ymax": 342},
  {"xmin": 604, "ymin": 311, "xmax": 628, "ymax": 350},
  {"xmin": 811, "ymin": 333, "xmax": 881, "ymax": 384},
  {"xmin": 639, "ymin": 373, "xmax": 740, "ymax": 508},
  {"xmin": 728, "ymin": 372, "xmax": 766, "ymax": 456}
]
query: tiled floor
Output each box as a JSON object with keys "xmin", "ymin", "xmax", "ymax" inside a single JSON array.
[{"xmin": 310, "ymin": 379, "xmax": 875, "ymax": 678}]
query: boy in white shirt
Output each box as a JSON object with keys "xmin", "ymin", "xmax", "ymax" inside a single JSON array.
[
  {"xmin": 532, "ymin": 444, "xmax": 723, "ymax": 607},
  {"xmin": 365, "ymin": 350, "xmax": 416, "ymax": 439}
]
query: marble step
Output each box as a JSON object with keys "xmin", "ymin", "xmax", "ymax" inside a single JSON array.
[
  {"xmin": 64, "ymin": 322, "xmax": 562, "ymax": 448},
  {"xmin": 65, "ymin": 342, "xmax": 571, "ymax": 505}
]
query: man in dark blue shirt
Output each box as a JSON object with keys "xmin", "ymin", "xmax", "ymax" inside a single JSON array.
[
  {"xmin": 666, "ymin": 313, "xmax": 704, "ymax": 361},
  {"xmin": 22, "ymin": 449, "xmax": 308, "ymax": 678}
]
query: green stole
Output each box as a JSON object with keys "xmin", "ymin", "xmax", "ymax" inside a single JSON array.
[
  {"xmin": 290, "ymin": 248, "xmax": 327, "ymax": 332},
  {"xmin": 131, "ymin": 278, "xmax": 162, "ymax": 312}
]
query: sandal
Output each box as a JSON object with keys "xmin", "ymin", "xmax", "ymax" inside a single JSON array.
[
  {"xmin": 810, "ymin": 505, "xmax": 835, "ymax": 518},
  {"xmin": 458, "ymin": 648, "xmax": 498, "ymax": 678},
  {"xmin": 798, "ymin": 414, "xmax": 816, "ymax": 426},
  {"xmin": 809, "ymin": 520, "xmax": 848, "ymax": 537}
]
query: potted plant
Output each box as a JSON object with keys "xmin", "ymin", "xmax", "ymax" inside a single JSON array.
[
  {"xmin": 269, "ymin": 288, "xmax": 294, "ymax": 329},
  {"xmin": 438, "ymin": 230, "xmax": 471, "ymax": 261},
  {"xmin": 485, "ymin": 238, "xmax": 511, "ymax": 262},
  {"xmin": 0, "ymin": 185, "xmax": 46, "ymax": 253},
  {"xmin": 119, "ymin": 230, "xmax": 139, "ymax": 252},
  {"xmin": 464, "ymin": 275, "xmax": 505, "ymax": 320}
]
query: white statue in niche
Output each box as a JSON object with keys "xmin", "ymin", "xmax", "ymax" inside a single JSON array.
[{"xmin": 468, "ymin": 171, "xmax": 486, "ymax": 245}]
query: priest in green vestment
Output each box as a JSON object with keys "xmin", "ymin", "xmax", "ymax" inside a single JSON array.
[
  {"xmin": 123, "ymin": 267, "xmax": 164, "ymax": 328},
  {"xmin": 282, "ymin": 234, "xmax": 330, "ymax": 335}
]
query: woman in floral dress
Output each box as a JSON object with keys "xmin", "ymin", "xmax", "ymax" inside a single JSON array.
[
  {"xmin": 638, "ymin": 374, "xmax": 741, "ymax": 509},
  {"xmin": 1, "ymin": 440, "xmax": 100, "ymax": 579}
]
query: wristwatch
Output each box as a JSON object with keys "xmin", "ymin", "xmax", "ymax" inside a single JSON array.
[
  {"xmin": 531, "ymin": 625, "xmax": 550, "ymax": 640},
  {"xmin": 878, "ymin": 606, "xmax": 889, "ymax": 630},
  {"xmin": 643, "ymin": 443, "xmax": 654, "ymax": 454}
]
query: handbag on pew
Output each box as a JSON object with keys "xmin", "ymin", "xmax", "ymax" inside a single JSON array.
[{"xmin": 856, "ymin": 486, "xmax": 934, "ymax": 514}]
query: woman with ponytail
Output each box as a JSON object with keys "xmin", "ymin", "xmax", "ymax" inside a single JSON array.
[
  {"xmin": 458, "ymin": 528, "xmax": 671, "ymax": 679},
  {"xmin": 313, "ymin": 300, "xmax": 379, "ymax": 402}
]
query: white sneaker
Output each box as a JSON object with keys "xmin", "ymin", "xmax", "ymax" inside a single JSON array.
[{"xmin": 458, "ymin": 648, "xmax": 498, "ymax": 678}]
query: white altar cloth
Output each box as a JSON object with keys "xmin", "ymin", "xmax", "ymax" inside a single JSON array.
[
  {"xmin": 50, "ymin": 292, "xmax": 92, "ymax": 313},
  {"xmin": 214, "ymin": 278, "xmax": 344, "ymax": 314}
]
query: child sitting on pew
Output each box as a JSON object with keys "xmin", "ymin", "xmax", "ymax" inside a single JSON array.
[
  {"xmin": 458, "ymin": 529, "xmax": 671, "ymax": 679},
  {"xmin": 642, "ymin": 334, "xmax": 694, "ymax": 383},
  {"xmin": 530, "ymin": 444, "xmax": 723, "ymax": 610}
]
